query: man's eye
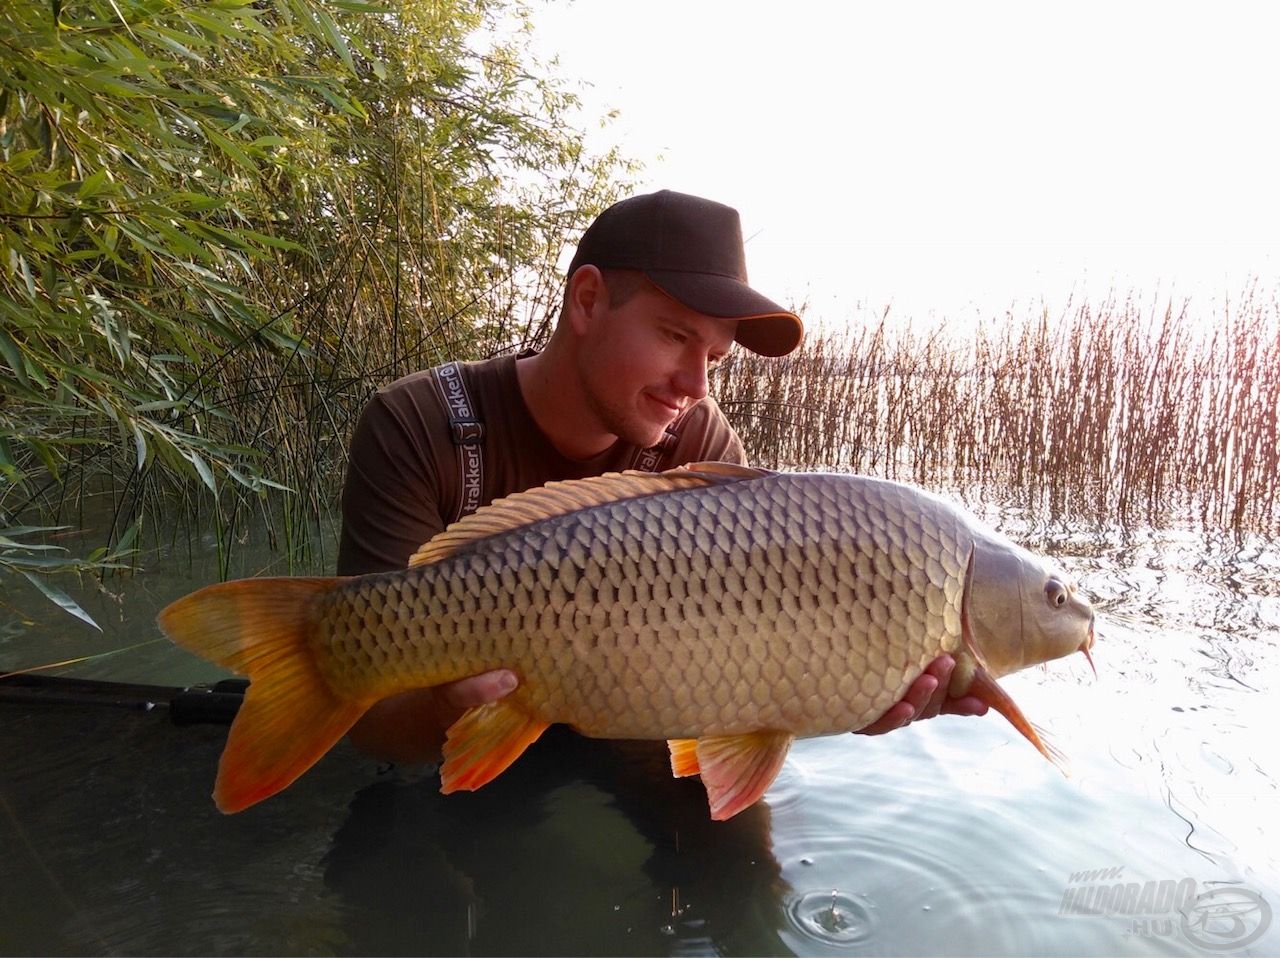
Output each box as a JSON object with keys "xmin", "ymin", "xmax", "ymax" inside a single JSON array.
[{"xmin": 666, "ymin": 330, "xmax": 687, "ymax": 345}]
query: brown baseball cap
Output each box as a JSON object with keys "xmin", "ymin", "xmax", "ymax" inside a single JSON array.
[{"xmin": 567, "ymin": 190, "xmax": 804, "ymax": 357}]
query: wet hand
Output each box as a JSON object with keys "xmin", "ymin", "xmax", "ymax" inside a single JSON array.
[
  {"xmin": 854, "ymin": 655, "xmax": 988, "ymax": 736},
  {"xmin": 436, "ymin": 669, "xmax": 519, "ymax": 712}
]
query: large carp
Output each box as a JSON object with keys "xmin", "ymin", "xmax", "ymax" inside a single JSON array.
[{"xmin": 158, "ymin": 462, "xmax": 1095, "ymax": 819}]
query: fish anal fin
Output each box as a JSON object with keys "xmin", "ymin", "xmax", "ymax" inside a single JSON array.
[
  {"xmin": 668, "ymin": 738, "xmax": 701, "ymax": 777},
  {"xmin": 440, "ymin": 701, "xmax": 549, "ymax": 792},
  {"xmin": 969, "ymin": 667, "xmax": 1068, "ymax": 773},
  {"xmin": 408, "ymin": 463, "xmax": 768, "ymax": 568},
  {"xmin": 694, "ymin": 731, "xmax": 794, "ymax": 821},
  {"xmin": 156, "ymin": 577, "xmax": 365, "ymax": 813}
]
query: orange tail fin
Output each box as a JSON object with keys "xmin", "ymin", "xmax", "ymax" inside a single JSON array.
[{"xmin": 157, "ymin": 577, "xmax": 365, "ymax": 813}]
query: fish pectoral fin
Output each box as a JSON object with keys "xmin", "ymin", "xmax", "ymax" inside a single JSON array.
[
  {"xmin": 969, "ymin": 667, "xmax": 1068, "ymax": 773},
  {"xmin": 668, "ymin": 738, "xmax": 701, "ymax": 777},
  {"xmin": 439, "ymin": 701, "xmax": 549, "ymax": 793},
  {"xmin": 691, "ymin": 731, "xmax": 794, "ymax": 821}
]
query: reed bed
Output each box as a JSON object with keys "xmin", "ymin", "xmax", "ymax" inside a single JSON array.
[{"xmin": 716, "ymin": 289, "xmax": 1280, "ymax": 536}]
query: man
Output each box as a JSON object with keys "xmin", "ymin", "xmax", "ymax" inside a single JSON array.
[{"xmin": 336, "ymin": 190, "xmax": 985, "ymax": 764}]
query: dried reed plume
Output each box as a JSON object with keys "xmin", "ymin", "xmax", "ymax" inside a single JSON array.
[{"xmin": 715, "ymin": 289, "xmax": 1280, "ymax": 535}]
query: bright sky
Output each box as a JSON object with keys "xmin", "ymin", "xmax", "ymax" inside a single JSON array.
[{"xmin": 526, "ymin": 1, "xmax": 1280, "ymax": 330}]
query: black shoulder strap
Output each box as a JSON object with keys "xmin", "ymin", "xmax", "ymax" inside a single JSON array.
[
  {"xmin": 630, "ymin": 422, "xmax": 681, "ymax": 472},
  {"xmin": 430, "ymin": 361, "xmax": 485, "ymax": 524}
]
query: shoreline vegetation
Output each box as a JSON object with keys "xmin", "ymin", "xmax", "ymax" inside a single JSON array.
[
  {"xmin": 2, "ymin": 1, "xmax": 1277, "ymax": 627},
  {"xmin": 719, "ymin": 288, "xmax": 1279, "ymax": 538},
  {"xmin": 0, "ymin": 0, "xmax": 634, "ymax": 621}
]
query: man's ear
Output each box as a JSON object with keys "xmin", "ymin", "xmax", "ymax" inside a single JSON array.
[{"xmin": 565, "ymin": 265, "xmax": 606, "ymax": 336}]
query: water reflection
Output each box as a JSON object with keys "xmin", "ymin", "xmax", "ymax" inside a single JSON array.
[
  {"xmin": 2, "ymin": 496, "xmax": 1278, "ymax": 955},
  {"xmin": 321, "ymin": 730, "xmax": 786, "ymax": 955}
]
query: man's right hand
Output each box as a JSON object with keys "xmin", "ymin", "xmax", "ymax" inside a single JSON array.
[{"xmin": 346, "ymin": 669, "xmax": 518, "ymax": 764}]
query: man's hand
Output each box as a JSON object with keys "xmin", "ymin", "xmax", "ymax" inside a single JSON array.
[
  {"xmin": 855, "ymin": 654, "xmax": 988, "ymax": 735},
  {"xmin": 347, "ymin": 669, "xmax": 518, "ymax": 764}
]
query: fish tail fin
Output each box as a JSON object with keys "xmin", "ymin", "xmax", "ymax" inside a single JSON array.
[
  {"xmin": 968, "ymin": 667, "xmax": 1069, "ymax": 775},
  {"xmin": 157, "ymin": 577, "xmax": 366, "ymax": 813}
]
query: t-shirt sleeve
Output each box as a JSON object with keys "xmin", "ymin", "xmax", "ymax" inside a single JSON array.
[
  {"xmin": 336, "ymin": 391, "xmax": 447, "ymax": 575},
  {"xmin": 668, "ymin": 396, "xmax": 747, "ymax": 468}
]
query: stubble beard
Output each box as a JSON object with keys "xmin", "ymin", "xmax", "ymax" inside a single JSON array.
[{"xmin": 584, "ymin": 385, "xmax": 670, "ymax": 451}]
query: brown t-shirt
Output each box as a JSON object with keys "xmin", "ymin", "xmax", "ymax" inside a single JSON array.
[{"xmin": 337, "ymin": 353, "xmax": 746, "ymax": 575}]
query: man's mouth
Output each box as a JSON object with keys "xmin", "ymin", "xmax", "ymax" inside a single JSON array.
[{"xmin": 646, "ymin": 393, "xmax": 682, "ymax": 416}]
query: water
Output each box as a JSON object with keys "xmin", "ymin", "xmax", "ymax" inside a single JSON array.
[{"xmin": 1, "ymin": 501, "xmax": 1277, "ymax": 956}]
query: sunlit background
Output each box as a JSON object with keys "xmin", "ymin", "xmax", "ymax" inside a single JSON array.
[{"xmin": 525, "ymin": 0, "xmax": 1280, "ymax": 329}]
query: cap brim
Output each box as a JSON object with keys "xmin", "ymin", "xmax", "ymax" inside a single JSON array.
[{"xmin": 645, "ymin": 270, "xmax": 804, "ymax": 357}]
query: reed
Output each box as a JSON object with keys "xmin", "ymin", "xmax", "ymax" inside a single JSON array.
[
  {"xmin": 0, "ymin": 0, "xmax": 633, "ymax": 601},
  {"xmin": 716, "ymin": 288, "xmax": 1280, "ymax": 535}
]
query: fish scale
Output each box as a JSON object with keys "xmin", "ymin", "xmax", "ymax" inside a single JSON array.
[{"xmin": 312, "ymin": 472, "xmax": 971, "ymax": 739}]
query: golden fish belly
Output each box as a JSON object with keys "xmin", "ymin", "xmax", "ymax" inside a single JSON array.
[{"xmin": 315, "ymin": 473, "xmax": 973, "ymax": 738}]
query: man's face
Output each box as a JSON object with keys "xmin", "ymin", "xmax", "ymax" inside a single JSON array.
[{"xmin": 575, "ymin": 282, "xmax": 737, "ymax": 450}]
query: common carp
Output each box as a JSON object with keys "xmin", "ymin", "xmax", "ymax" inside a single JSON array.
[{"xmin": 158, "ymin": 462, "xmax": 1095, "ymax": 819}]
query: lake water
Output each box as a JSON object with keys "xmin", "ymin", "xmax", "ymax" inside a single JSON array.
[{"xmin": 1, "ymin": 494, "xmax": 1276, "ymax": 956}]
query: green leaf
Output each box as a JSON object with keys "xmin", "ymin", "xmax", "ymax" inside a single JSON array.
[
  {"xmin": 18, "ymin": 571, "xmax": 101, "ymax": 631},
  {"xmin": 0, "ymin": 537, "xmax": 65, "ymax": 552},
  {"xmin": 26, "ymin": 436, "xmax": 62, "ymax": 480},
  {"xmin": 0, "ymin": 526, "xmax": 73, "ymax": 538},
  {"xmin": 115, "ymin": 519, "xmax": 142, "ymax": 555},
  {"xmin": 131, "ymin": 420, "xmax": 146, "ymax": 471},
  {"xmin": 17, "ymin": 255, "xmax": 37, "ymax": 300},
  {"xmin": 310, "ymin": 5, "xmax": 356, "ymax": 73},
  {"xmin": 0, "ymin": 328, "xmax": 28, "ymax": 388},
  {"xmin": 188, "ymin": 450, "xmax": 216, "ymax": 493},
  {"xmin": 78, "ymin": 169, "xmax": 110, "ymax": 199}
]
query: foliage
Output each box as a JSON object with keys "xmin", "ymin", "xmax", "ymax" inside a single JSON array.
[{"xmin": 0, "ymin": 0, "xmax": 633, "ymax": 614}]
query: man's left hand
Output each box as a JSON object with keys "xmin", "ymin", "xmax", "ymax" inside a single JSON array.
[{"xmin": 855, "ymin": 654, "xmax": 988, "ymax": 735}]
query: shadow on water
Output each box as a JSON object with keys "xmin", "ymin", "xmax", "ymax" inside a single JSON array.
[
  {"xmin": 321, "ymin": 728, "xmax": 786, "ymax": 956},
  {"xmin": 0, "ymin": 701, "xmax": 787, "ymax": 956}
]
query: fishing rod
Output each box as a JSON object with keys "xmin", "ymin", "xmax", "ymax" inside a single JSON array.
[{"xmin": 0, "ymin": 673, "xmax": 245, "ymax": 726}]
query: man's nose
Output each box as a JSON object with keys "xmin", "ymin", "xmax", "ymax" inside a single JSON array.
[{"xmin": 671, "ymin": 358, "xmax": 709, "ymax": 402}]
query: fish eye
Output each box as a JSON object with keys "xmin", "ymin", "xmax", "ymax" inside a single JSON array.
[{"xmin": 1045, "ymin": 579, "xmax": 1068, "ymax": 608}]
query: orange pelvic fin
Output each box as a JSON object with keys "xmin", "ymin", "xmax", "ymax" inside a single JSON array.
[
  {"xmin": 667, "ymin": 738, "xmax": 701, "ymax": 777},
  {"xmin": 686, "ymin": 731, "xmax": 794, "ymax": 821},
  {"xmin": 439, "ymin": 701, "xmax": 549, "ymax": 793},
  {"xmin": 968, "ymin": 667, "xmax": 1068, "ymax": 772},
  {"xmin": 156, "ymin": 577, "xmax": 364, "ymax": 813}
]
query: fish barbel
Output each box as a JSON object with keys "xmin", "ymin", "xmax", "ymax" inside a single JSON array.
[{"xmin": 158, "ymin": 462, "xmax": 1095, "ymax": 819}]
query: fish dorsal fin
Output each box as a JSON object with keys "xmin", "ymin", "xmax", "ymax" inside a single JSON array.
[
  {"xmin": 407, "ymin": 461, "xmax": 774, "ymax": 567},
  {"xmin": 677, "ymin": 460, "xmax": 773, "ymax": 480}
]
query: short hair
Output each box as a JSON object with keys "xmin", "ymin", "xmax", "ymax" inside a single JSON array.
[
  {"xmin": 560, "ymin": 267, "xmax": 651, "ymax": 317},
  {"xmin": 598, "ymin": 268, "xmax": 650, "ymax": 307}
]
